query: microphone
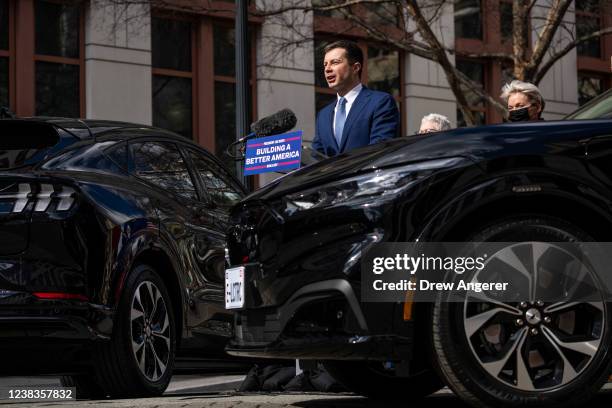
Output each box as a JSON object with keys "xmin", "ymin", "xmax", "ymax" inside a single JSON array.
[{"xmin": 250, "ymin": 109, "xmax": 297, "ymax": 137}]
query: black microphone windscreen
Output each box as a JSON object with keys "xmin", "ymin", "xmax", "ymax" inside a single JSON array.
[{"xmin": 251, "ymin": 109, "xmax": 297, "ymax": 136}]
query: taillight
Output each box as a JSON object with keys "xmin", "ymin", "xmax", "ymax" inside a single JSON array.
[
  {"xmin": 32, "ymin": 292, "xmax": 89, "ymax": 301},
  {"xmin": 0, "ymin": 182, "xmax": 76, "ymax": 214}
]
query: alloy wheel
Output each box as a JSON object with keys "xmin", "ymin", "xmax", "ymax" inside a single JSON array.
[
  {"xmin": 463, "ymin": 242, "xmax": 605, "ymax": 391},
  {"xmin": 130, "ymin": 281, "xmax": 172, "ymax": 382}
]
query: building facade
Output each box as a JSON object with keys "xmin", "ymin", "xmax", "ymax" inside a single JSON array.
[{"xmin": 1, "ymin": 0, "xmax": 611, "ymax": 185}]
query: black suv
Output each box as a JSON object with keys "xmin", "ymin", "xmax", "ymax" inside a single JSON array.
[
  {"xmin": 226, "ymin": 91, "xmax": 612, "ymax": 407},
  {"xmin": 0, "ymin": 118, "xmax": 246, "ymax": 397}
]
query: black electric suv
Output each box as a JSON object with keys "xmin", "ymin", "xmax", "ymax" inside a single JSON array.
[
  {"xmin": 225, "ymin": 90, "xmax": 612, "ymax": 407},
  {"xmin": 0, "ymin": 118, "xmax": 246, "ymax": 398}
]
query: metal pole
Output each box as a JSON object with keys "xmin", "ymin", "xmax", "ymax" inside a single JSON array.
[{"xmin": 235, "ymin": 0, "xmax": 250, "ymax": 186}]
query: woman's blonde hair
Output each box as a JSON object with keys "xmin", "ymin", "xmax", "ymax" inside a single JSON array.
[{"xmin": 500, "ymin": 80, "xmax": 545, "ymax": 112}]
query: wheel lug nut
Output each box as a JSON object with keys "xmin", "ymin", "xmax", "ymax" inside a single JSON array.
[
  {"xmin": 544, "ymin": 316, "xmax": 551, "ymax": 324},
  {"xmin": 515, "ymin": 319, "xmax": 524, "ymax": 326},
  {"xmin": 520, "ymin": 301, "xmax": 528, "ymax": 308},
  {"xmin": 530, "ymin": 328, "xmax": 539, "ymax": 335},
  {"xmin": 536, "ymin": 300, "xmax": 544, "ymax": 307}
]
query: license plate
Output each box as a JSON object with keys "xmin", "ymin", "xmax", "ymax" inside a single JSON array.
[{"xmin": 225, "ymin": 266, "xmax": 245, "ymax": 309}]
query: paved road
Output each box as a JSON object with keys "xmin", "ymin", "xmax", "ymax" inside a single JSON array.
[{"xmin": 1, "ymin": 376, "xmax": 612, "ymax": 407}]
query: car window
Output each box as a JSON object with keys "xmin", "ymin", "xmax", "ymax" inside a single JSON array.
[
  {"xmin": 187, "ymin": 149, "xmax": 242, "ymax": 207},
  {"xmin": 131, "ymin": 141, "xmax": 198, "ymax": 201},
  {"xmin": 104, "ymin": 142, "xmax": 128, "ymax": 171},
  {"xmin": 566, "ymin": 89, "xmax": 612, "ymax": 120},
  {"xmin": 41, "ymin": 141, "xmax": 124, "ymax": 174}
]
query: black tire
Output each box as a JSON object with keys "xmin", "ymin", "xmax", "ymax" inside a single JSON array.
[
  {"xmin": 91, "ymin": 264, "xmax": 176, "ymax": 398},
  {"xmin": 432, "ymin": 216, "xmax": 612, "ymax": 408},
  {"xmin": 323, "ymin": 360, "xmax": 443, "ymax": 400},
  {"xmin": 59, "ymin": 375, "xmax": 106, "ymax": 399}
]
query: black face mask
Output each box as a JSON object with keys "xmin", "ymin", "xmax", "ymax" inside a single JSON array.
[{"xmin": 508, "ymin": 106, "xmax": 531, "ymax": 122}]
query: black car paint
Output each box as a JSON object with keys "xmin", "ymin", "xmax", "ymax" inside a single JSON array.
[
  {"xmin": 226, "ymin": 118, "xmax": 612, "ymax": 360},
  {"xmin": 0, "ymin": 119, "xmax": 246, "ymax": 373}
]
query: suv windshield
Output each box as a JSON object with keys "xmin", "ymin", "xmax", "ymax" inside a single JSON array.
[{"xmin": 565, "ymin": 89, "xmax": 612, "ymax": 120}]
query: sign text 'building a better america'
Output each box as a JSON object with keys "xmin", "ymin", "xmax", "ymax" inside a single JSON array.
[{"xmin": 244, "ymin": 130, "xmax": 302, "ymax": 176}]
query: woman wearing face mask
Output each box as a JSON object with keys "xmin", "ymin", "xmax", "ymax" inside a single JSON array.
[{"xmin": 500, "ymin": 80, "xmax": 545, "ymax": 122}]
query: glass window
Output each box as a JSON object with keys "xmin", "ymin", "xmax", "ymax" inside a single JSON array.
[
  {"xmin": 578, "ymin": 74, "xmax": 603, "ymax": 106},
  {"xmin": 35, "ymin": 0, "xmax": 79, "ymax": 58},
  {"xmin": 105, "ymin": 142, "xmax": 128, "ymax": 171},
  {"xmin": 456, "ymin": 60, "xmax": 485, "ymax": 107},
  {"xmin": 576, "ymin": 14, "xmax": 601, "ymax": 58},
  {"xmin": 456, "ymin": 60, "xmax": 486, "ymax": 127},
  {"xmin": 152, "ymin": 17, "xmax": 192, "ymax": 71},
  {"xmin": 457, "ymin": 109, "xmax": 485, "ymax": 127},
  {"xmin": 500, "ymin": 1, "xmax": 513, "ymax": 43},
  {"xmin": 576, "ymin": 0, "xmax": 601, "ymax": 12},
  {"xmin": 0, "ymin": 57, "xmax": 7, "ymax": 108},
  {"xmin": 454, "ymin": 0, "xmax": 482, "ymax": 39},
  {"xmin": 363, "ymin": 3, "xmax": 399, "ymax": 26},
  {"xmin": 188, "ymin": 149, "xmax": 242, "ymax": 207},
  {"xmin": 132, "ymin": 142, "xmax": 197, "ymax": 201},
  {"xmin": 367, "ymin": 46, "xmax": 400, "ymax": 97},
  {"xmin": 214, "ymin": 25, "xmax": 235, "ymax": 77},
  {"xmin": 312, "ymin": 0, "xmax": 344, "ymax": 18},
  {"xmin": 0, "ymin": 0, "xmax": 8, "ymax": 51},
  {"xmin": 214, "ymin": 81, "xmax": 236, "ymax": 176},
  {"xmin": 152, "ymin": 75, "xmax": 192, "ymax": 138},
  {"xmin": 35, "ymin": 62, "xmax": 79, "ymax": 117}
]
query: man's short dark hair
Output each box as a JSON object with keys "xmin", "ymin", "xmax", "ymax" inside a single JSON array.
[{"xmin": 324, "ymin": 40, "xmax": 363, "ymax": 77}]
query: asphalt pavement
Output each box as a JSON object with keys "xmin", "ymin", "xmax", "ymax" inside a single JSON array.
[{"xmin": 1, "ymin": 376, "xmax": 612, "ymax": 407}]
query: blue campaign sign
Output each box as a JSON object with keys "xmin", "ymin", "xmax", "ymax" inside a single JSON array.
[{"xmin": 244, "ymin": 130, "xmax": 302, "ymax": 176}]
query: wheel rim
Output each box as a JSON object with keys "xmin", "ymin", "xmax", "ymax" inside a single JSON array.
[
  {"xmin": 130, "ymin": 281, "xmax": 171, "ymax": 382},
  {"xmin": 463, "ymin": 242, "xmax": 605, "ymax": 391}
]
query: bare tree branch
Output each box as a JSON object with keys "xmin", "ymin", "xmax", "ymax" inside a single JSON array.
[{"xmin": 534, "ymin": 26, "xmax": 612, "ymax": 84}]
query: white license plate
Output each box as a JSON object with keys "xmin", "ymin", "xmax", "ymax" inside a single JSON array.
[{"xmin": 225, "ymin": 266, "xmax": 245, "ymax": 309}]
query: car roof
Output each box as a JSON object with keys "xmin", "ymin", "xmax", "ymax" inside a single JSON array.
[{"xmin": 16, "ymin": 116, "xmax": 181, "ymax": 140}]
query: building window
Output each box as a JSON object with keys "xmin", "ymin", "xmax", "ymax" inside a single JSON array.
[
  {"xmin": 576, "ymin": 0, "xmax": 602, "ymax": 58},
  {"xmin": 151, "ymin": 17, "xmax": 193, "ymax": 139},
  {"xmin": 578, "ymin": 72, "xmax": 607, "ymax": 105},
  {"xmin": 34, "ymin": 0, "xmax": 82, "ymax": 117},
  {"xmin": 151, "ymin": 12, "xmax": 256, "ymax": 180},
  {"xmin": 455, "ymin": 0, "xmax": 482, "ymax": 39},
  {"xmin": 456, "ymin": 59, "xmax": 486, "ymax": 126},
  {"xmin": 313, "ymin": 39, "xmax": 402, "ymax": 127},
  {"xmin": 0, "ymin": 0, "xmax": 9, "ymax": 109},
  {"xmin": 499, "ymin": 0, "xmax": 513, "ymax": 43}
]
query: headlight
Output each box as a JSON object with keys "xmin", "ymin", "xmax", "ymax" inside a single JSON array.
[{"xmin": 283, "ymin": 157, "xmax": 463, "ymax": 214}]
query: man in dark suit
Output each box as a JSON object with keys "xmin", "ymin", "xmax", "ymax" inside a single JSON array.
[{"xmin": 312, "ymin": 40, "xmax": 400, "ymax": 157}]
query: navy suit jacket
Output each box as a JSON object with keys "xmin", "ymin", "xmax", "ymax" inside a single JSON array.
[{"xmin": 312, "ymin": 86, "xmax": 399, "ymax": 157}]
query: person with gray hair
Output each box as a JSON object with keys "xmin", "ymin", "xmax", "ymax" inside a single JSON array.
[
  {"xmin": 500, "ymin": 80, "xmax": 545, "ymax": 122},
  {"xmin": 419, "ymin": 113, "xmax": 452, "ymax": 134}
]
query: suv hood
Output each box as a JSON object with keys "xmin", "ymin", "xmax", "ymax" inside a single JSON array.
[{"xmin": 246, "ymin": 120, "xmax": 609, "ymax": 201}]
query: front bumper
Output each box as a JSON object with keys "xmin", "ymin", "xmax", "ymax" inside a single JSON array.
[{"xmin": 226, "ymin": 278, "xmax": 413, "ymax": 361}]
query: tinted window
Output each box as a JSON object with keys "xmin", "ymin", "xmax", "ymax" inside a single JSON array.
[
  {"xmin": 132, "ymin": 142, "xmax": 197, "ymax": 201},
  {"xmin": 0, "ymin": 57, "xmax": 7, "ymax": 109},
  {"xmin": 35, "ymin": 62, "xmax": 80, "ymax": 117},
  {"xmin": 105, "ymin": 142, "xmax": 128, "ymax": 170},
  {"xmin": 42, "ymin": 141, "xmax": 124, "ymax": 174},
  {"xmin": 188, "ymin": 149, "xmax": 242, "ymax": 207},
  {"xmin": 35, "ymin": 0, "xmax": 80, "ymax": 58},
  {"xmin": 152, "ymin": 75, "xmax": 192, "ymax": 138},
  {"xmin": 152, "ymin": 17, "xmax": 192, "ymax": 72},
  {"xmin": 454, "ymin": 0, "xmax": 482, "ymax": 39},
  {"xmin": 0, "ymin": 0, "xmax": 7, "ymax": 51}
]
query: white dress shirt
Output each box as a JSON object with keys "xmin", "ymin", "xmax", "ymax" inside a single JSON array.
[{"xmin": 333, "ymin": 83, "xmax": 363, "ymax": 139}]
